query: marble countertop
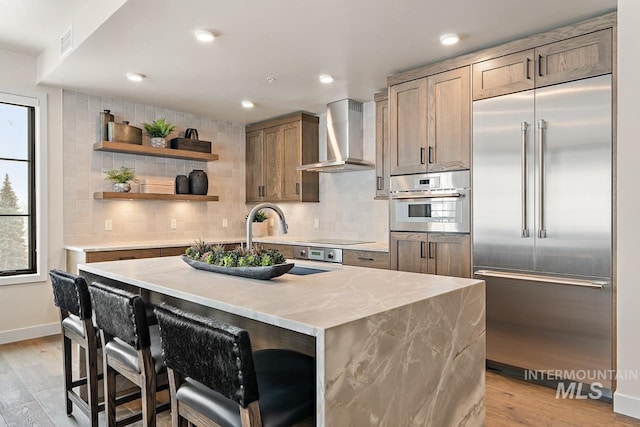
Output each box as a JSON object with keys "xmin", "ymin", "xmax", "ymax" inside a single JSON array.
[
  {"xmin": 79, "ymin": 256, "xmax": 482, "ymax": 336},
  {"xmin": 65, "ymin": 236, "xmax": 389, "ymax": 253}
]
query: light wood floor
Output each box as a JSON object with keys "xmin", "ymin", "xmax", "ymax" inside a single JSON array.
[{"xmin": 1, "ymin": 335, "xmax": 639, "ymax": 426}]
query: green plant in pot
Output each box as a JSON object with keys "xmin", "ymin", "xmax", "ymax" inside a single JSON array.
[
  {"xmin": 105, "ymin": 166, "xmax": 137, "ymax": 192},
  {"xmin": 247, "ymin": 210, "xmax": 269, "ymax": 237},
  {"xmin": 142, "ymin": 118, "xmax": 176, "ymax": 148}
]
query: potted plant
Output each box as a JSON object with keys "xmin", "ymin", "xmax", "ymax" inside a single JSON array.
[
  {"xmin": 142, "ymin": 118, "xmax": 176, "ymax": 148},
  {"xmin": 105, "ymin": 166, "xmax": 137, "ymax": 192},
  {"xmin": 247, "ymin": 210, "xmax": 268, "ymax": 237}
]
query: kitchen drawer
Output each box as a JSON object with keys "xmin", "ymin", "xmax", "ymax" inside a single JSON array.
[
  {"xmin": 343, "ymin": 250, "xmax": 390, "ymax": 270},
  {"xmin": 260, "ymin": 243, "xmax": 294, "ymax": 259},
  {"xmin": 160, "ymin": 246, "xmax": 190, "ymax": 257},
  {"xmin": 85, "ymin": 248, "xmax": 162, "ymax": 263}
]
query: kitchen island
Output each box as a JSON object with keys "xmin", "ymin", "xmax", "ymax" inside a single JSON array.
[{"xmin": 80, "ymin": 256, "xmax": 485, "ymax": 426}]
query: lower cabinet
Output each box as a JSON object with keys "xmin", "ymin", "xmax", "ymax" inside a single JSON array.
[
  {"xmin": 260, "ymin": 243, "xmax": 295, "ymax": 259},
  {"xmin": 390, "ymin": 232, "xmax": 471, "ymax": 278},
  {"xmin": 343, "ymin": 250, "xmax": 390, "ymax": 270}
]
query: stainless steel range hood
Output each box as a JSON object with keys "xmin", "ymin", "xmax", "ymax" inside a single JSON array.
[{"xmin": 297, "ymin": 99, "xmax": 374, "ymax": 173}]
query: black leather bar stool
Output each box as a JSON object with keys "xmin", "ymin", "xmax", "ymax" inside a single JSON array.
[
  {"xmin": 155, "ymin": 304, "xmax": 316, "ymax": 427},
  {"xmin": 89, "ymin": 282, "xmax": 169, "ymax": 427},
  {"xmin": 49, "ymin": 269, "xmax": 100, "ymax": 426}
]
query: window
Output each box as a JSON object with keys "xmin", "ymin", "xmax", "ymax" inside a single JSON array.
[{"xmin": 0, "ymin": 92, "xmax": 45, "ymax": 283}]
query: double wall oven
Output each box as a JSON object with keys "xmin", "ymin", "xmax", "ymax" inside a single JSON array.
[{"xmin": 390, "ymin": 170, "xmax": 470, "ymax": 233}]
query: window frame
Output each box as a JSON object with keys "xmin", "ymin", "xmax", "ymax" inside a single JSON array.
[{"xmin": 0, "ymin": 91, "xmax": 47, "ymax": 286}]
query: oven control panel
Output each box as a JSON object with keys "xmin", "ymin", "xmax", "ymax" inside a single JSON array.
[{"xmin": 293, "ymin": 246, "xmax": 343, "ymax": 263}]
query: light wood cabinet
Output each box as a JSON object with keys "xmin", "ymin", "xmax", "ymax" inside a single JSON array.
[
  {"xmin": 389, "ymin": 78, "xmax": 428, "ymax": 175},
  {"xmin": 260, "ymin": 243, "xmax": 294, "ymax": 259},
  {"xmin": 390, "ymin": 232, "xmax": 471, "ymax": 278},
  {"xmin": 245, "ymin": 113, "xmax": 319, "ymax": 203},
  {"xmin": 427, "ymin": 67, "xmax": 471, "ymax": 171},
  {"xmin": 473, "ymin": 29, "xmax": 612, "ymax": 100},
  {"xmin": 535, "ymin": 29, "xmax": 612, "ymax": 88},
  {"xmin": 389, "ymin": 67, "xmax": 470, "ymax": 175},
  {"xmin": 473, "ymin": 50, "xmax": 535, "ymax": 100},
  {"xmin": 343, "ymin": 249, "xmax": 390, "ymax": 270},
  {"xmin": 246, "ymin": 130, "xmax": 264, "ymax": 202},
  {"xmin": 374, "ymin": 92, "xmax": 390, "ymax": 199}
]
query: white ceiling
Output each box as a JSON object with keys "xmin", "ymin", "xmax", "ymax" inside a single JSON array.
[
  {"xmin": 0, "ymin": 0, "xmax": 86, "ymax": 55},
  {"xmin": 19, "ymin": 0, "xmax": 618, "ymax": 124}
]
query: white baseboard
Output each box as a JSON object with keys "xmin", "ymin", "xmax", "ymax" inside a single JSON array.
[
  {"xmin": 0, "ymin": 322, "xmax": 59, "ymax": 345},
  {"xmin": 614, "ymin": 391, "xmax": 640, "ymax": 420}
]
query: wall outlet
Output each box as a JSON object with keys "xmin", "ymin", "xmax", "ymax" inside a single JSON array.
[
  {"xmin": 170, "ymin": 218, "xmax": 177, "ymax": 230},
  {"xmin": 314, "ymin": 218, "xmax": 320, "ymax": 228},
  {"xmin": 104, "ymin": 219, "xmax": 112, "ymax": 231},
  {"xmin": 222, "ymin": 218, "xmax": 228, "ymax": 228},
  {"xmin": 269, "ymin": 218, "xmax": 274, "ymax": 227}
]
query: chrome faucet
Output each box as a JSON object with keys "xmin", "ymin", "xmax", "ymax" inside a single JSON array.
[{"xmin": 246, "ymin": 203, "xmax": 288, "ymax": 250}]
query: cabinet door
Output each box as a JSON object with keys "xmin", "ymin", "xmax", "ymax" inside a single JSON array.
[
  {"xmin": 427, "ymin": 234, "xmax": 471, "ymax": 278},
  {"xmin": 389, "ymin": 78, "xmax": 428, "ymax": 175},
  {"xmin": 390, "ymin": 232, "xmax": 429, "ymax": 273},
  {"xmin": 472, "ymin": 50, "xmax": 535, "ymax": 100},
  {"xmin": 375, "ymin": 97, "xmax": 390, "ymax": 198},
  {"xmin": 262, "ymin": 127, "xmax": 282, "ymax": 200},
  {"xmin": 535, "ymin": 29, "xmax": 612, "ymax": 88},
  {"xmin": 427, "ymin": 67, "xmax": 471, "ymax": 172},
  {"xmin": 280, "ymin": 122, "xmax": 302, "ymax": 201},
  {"xmin": 246, "ymin": 130, "xmax": 264, "ymax": 202}
]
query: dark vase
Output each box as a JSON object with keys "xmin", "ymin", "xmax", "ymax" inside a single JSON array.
[
  {"xmin": 175, "ymin": 175, "xmax": 189, "ymax": 194},
  {"xmin": 189, "ymin": 169, "xmax": 208, "ymax": 195}
]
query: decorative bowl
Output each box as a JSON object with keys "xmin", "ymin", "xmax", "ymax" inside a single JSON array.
[{"xmin": 181, "ymin": 255, "xmax": 294, "ymax": 280}]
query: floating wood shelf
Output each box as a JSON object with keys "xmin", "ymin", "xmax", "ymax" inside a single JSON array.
[
  {"xmin": 94, "ymin": 192, "xmax": 219, "ymax": 201},
  {"xmin": 93, "ymin": 141, "xmax": 219, "ymax": 162}
]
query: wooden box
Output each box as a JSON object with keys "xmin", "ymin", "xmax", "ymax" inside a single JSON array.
[
  {"xmin": 169, "ymin": 138, "xmax": 211, "ymax": 153},
  {"xmin": 140, "ymin": 178, "xmax": 174, "ymax": 194}
]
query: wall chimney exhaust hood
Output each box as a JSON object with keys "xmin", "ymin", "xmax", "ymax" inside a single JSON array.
[{"xmin": 297, "ymin": 99, "xmax": 374, "ymax": 173}]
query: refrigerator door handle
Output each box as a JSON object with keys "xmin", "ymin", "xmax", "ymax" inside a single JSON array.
[
  {"xmin": 537, "ymin": 119, "xmax": 547, "ymax": 238},
  {"xmin": 474, "ymin": 270, "xmax": 606, "ymax": 289},
  {"xmin": 521, "ymin": 122, "xmax": 529, "ymax": 238}
]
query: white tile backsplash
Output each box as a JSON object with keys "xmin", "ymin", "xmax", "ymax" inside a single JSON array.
[{"xmin": 63, "ymin": 92, "xmax": 388, "ymax": 246}]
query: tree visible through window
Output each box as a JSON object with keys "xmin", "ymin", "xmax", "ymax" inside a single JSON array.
[{"xmin": 0, "ymin": 100, "xmax": 35, "ymax": 275}]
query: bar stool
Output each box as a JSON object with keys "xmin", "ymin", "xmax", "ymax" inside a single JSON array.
[
  {"xmin": 89, "ymin": 282, "xmax": 169, "ymax": 427},
  {"xmin": 155, "ymin": 304, "xmax": 316, "ymax": 427},
  {"xmin": 49, "ymin": 269, "xmax": 100, "ymax": 426}
]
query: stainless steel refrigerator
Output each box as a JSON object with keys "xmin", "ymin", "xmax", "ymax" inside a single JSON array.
[{"xmin": 473, "ymin": 74, "xmax": 612, "ymax": 390}]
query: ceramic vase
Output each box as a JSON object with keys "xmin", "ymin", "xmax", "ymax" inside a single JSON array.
[
  {"xmin": 189, "ymin": 169, "xmax": 208, "ymax": 195},
  {"xmin": 113, "ymin": 182, "xmax": 131, "ymax": 193},
  {"xmin": 150, "ymin": 137, "xmax": 166, "ymax": 148}
]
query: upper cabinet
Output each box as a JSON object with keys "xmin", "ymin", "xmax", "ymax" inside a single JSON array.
[
  {"xmin": 390, "ymin": 67, "xmax": 470, "ymax": 175},
  {"xmin": 374, "ymin": 92, "xmax": 390, "ymax": 198},
  {"xmin": 245, "ymin": 112, "xmax": 319, "ymax": 203},
  {"xmin": 427, "ymin": 67, "xmax": 471, "ymax": 172},
  {"xmin": 472, "ymin": 50, "xmax": 535, "ymax": 100},
  {"xmin": 473, "ymin": 29, "xmax": 612, "ymax": 100},
  {"xmin": 535, "ymin": 29, "xmax": 612, "ymax": 88}
]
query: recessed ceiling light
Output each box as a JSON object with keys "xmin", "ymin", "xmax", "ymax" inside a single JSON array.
[
  {"xmin": 126, "ymin": 73, "xmax": 145, "ymax": 82},
  {"xmin": 440, "ymin": 33, "xmax": 460, "ymax": 46},
  {"xmin": 319, "ymin": 74, "xmax": 334, "ymax": 84},
  {"xmin": 195, "ymin": 30, "xmax": 215, "ymax": 42},
  {"xmin": 266, "ymin": 76, "xmax": 276, "ymax": 83},
  {"xmin": 241, "ymin": 100, "xmax": 254, "ymax": 108}
]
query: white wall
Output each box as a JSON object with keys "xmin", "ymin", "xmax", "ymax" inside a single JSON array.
[
  {"xmin": 0, "ymin": 49, "xmax": 63, "ymax": 342},
  {"xmin": 615, "ymin": 0, "xmax": 640, "ymax": 419}
]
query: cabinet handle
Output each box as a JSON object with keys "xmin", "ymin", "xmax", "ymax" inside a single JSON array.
[
  {"xmin": 428, "ymin": 146, "xmax": 433, "ymax": 164},
  {"xmin": 357, "ymin": 257, "xmax": 375, "ymax": 262},
  {"xmin": 525, "ymin": 58, "xmax": 531, "ymax": 80},
  {"xmin": 295, "ymin": 182, "xmax": 300, "ymax": 195},
  {"xmin": 258, "ymin": 186, "xmax": 262, "ymax": 197},
  {"xmin": 428, "ymin": 242, "xmax": 435, "ymax": 259},
  {"xmin": 119, "ymin": 256, "xmax": 135, "ymax": 260},
  {"xmin": 420, "ymin": 241, "xmax": 426, "ymax": 259},
  {"xmin": 420, "ymin": 147, "xmax": 426, "ymax": 164},
  {"xmin": 376, "ymin": 176, "xmax": 383, "ymax": 191},
  {"xmin": 538, "ymin": 54, "xmax": 543, "ymax": 77}
]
